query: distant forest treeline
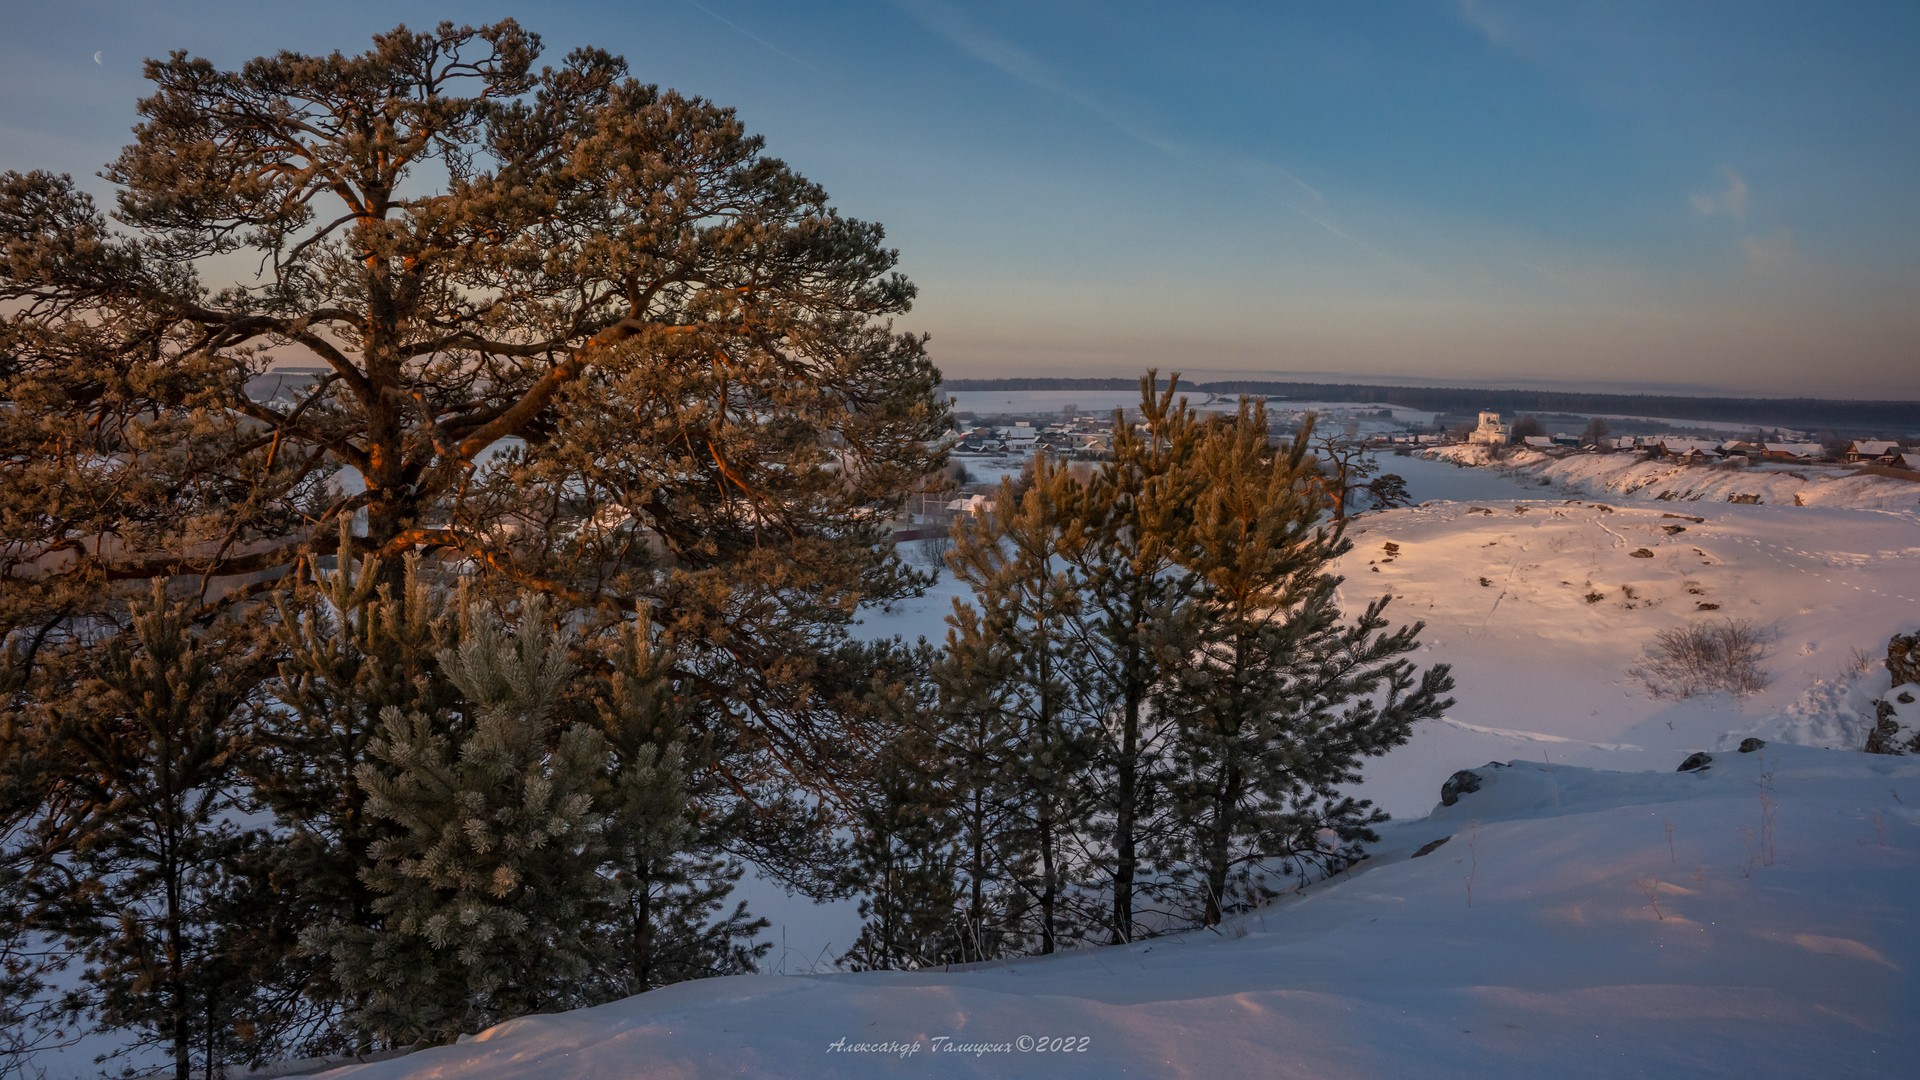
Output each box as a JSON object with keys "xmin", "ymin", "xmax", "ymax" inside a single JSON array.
[{"xmin": 944, "ymin": 378, "xmax": 1920, "ymax": 434}]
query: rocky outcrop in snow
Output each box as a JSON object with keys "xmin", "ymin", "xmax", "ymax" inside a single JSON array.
[
  {"xmin": 1439, "ymin": 761, "xmax": 1508, "ymax": 806},
  {"xmin": 1865, "ymin": 631, "xmax": 1920, "ymax": 755},
  {"xmin": 1888, "ymin": 631, "xmax": 1920, "ymax": 685},
  {"xmin": 1866, "ymin": 685, "xmax": 1920, "ymax": 755}
]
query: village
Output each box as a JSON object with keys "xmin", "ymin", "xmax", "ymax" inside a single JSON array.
[{"xmin": 904, "ymin": 398, "xmax": 1920, "ymax": 534}]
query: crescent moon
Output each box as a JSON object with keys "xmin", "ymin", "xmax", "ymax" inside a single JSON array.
[{"xmin": 93, "ymin": 51, "xmax": 103, "ymax": 65}]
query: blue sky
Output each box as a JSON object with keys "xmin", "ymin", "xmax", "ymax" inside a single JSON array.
[{"xmin": 3, "ymin": 1, "xmax": 1915, "ymax": 397}]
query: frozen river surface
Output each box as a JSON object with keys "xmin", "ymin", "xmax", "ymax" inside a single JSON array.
[{"xmin": 1382, "ymin": 450, "xmax": 1550, "ymax": 504}]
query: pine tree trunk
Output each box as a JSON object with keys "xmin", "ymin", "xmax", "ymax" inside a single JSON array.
[
  {"xmin": 967, "ymin": 784, "xmax": 988, "ymax": 961},
  {"xmin": 162, "ymin": 738, "xmax": 194, "ymax": 1080},
  {"xmin": 632, "ymin": 861, "xmax": 656, "ymax": 992},
  {"xmin": 1038, "ymin": 799, "xmax": 1057, "ymax": 955},
  {"xmin": 881, "ymin": 857, "xmax": 898, "ymax": 967},
  {"xmin": 1203, "ymin": 756, "xmax": 1240, "ymax": 928},
  {"xmin": 1111, "ymin": 693, "xmax": 1139, "ymax": 944}
]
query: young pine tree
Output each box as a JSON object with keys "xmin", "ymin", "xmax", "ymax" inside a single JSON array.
[
  {"xmin": 929, "ymin": 611, "xmax": 1025, "ymax": 963},
  {"xmin": 250, "ymin": 539, "xmax": 458, "ymax": 1050},
  {"xmin": 0, "ymin": 642, "xmax": 77, "ymax": 1074},
  {"xmin": 331, "ymin": 597, "xmax": 610, "ymax": 1045},
  {"xmin": 943, "ymin": 455, "xmax": 1102, "ymax": 955},
  {"xmin": 1164, "ymin": 406, "xmax": 1454, "ymax": 926},
  {"xmin": 28, "ymin": 583, "xmax": 259, "ymax": 1080},
  {"xmin": 838, "ymin": 639, "xmax": 967, "ymax": 972},
  {"xmin": 1066, "ymin": 372, "xmax": 1203, "ymax": 944},
  {"xmin": 587, "ymin": 618, "xmax": 767, "ymax": 995}
]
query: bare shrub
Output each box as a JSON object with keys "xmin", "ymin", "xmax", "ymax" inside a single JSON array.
[
  {"xmin": 1637, "ymin": 875, "xmax": 1666, "ymax": 920},
  {"xmin": 915, "ymin": 531, "xmax": 954, "ymax": 568},
  {"xmin": 1846, "ymin": 645, "xmax": 1881, "ymax": 676},
  {"xmin": 1630, "ymin": 618, "xmax": 1772, "ymax": 699}
]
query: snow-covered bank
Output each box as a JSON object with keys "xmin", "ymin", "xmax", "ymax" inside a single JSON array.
[
  {"xmin": 1429, "ymin": 444, "xmax": 1920, "ymax": 512},
  {"xmin": 328, "ymin": 745, "xmax": 1920, "ymax": 1079}
]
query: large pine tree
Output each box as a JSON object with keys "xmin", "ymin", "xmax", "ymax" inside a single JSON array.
[
  {"xmin": 2, "ymin": 21, "xmax": 944, "ymax": 1054},
  {"xmin": 0, "ymin": 15, "xmax": 945, "ymax": 884}
]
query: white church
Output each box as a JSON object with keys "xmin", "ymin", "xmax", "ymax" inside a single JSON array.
[{"xmin": 1467, "ymin": 411, "xmax": 1508, "ymax": 446}]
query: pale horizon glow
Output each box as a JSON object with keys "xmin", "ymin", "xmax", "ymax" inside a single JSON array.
[{"xmin": 2, "ymin": 1, "xmax": 1915, "ymax": 399}]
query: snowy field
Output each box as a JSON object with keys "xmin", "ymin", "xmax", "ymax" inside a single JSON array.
[
  {"xmin": 1341, "ymin": 468, "xmax": 1919, "ymax": 819},
  {"xmin": 306, "ymin": 448, "xmax": 1920, "ymax": 1079}
]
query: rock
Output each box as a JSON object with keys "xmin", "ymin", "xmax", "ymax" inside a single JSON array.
[
  {"xmin": 1865, "ymin": 700, "xmax": 1906, "ymax": 755},
  {"xmin": 1630, "ymin": 548, "xmax": 1654, "ymax": 558},
  {"xmin": 1412, "ymin": 836, "xmax": 1451, "ymax": 858},
  {"xmin": 1440, "ymin": 770, "xmax": 1481, "ymax": 806},
  {"xmin": 1737, "ymin": 737, "xmax": 1766, "ymax": 753},
  {"xmin": 1866, "ymin": 632, "xmax": 1920, "ymax": 755},
  {"xmin": 1440, "ymin": 762, "xmax": 1507, "ymax": 806},
  {"xmin": 1677, "ymin": 751, "xmax": 1713, "ymax": 772},
  {"xmin": 1889, "ymin": 632, "xmax": 1920, "ymax": 685}
]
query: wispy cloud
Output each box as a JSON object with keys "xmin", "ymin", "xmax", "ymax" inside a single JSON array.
[
  {"xmin": 890, "ymin": 0, "xmax": 1185, "ymax": 161},
  {"xmin": 681, "ymin": 0, "xmax": 835, "ymax": 81},
  {"xmin": 1456, "ymin": 0, "xmax": 1514, "ymax": 48},
  {"xmin": 890, "ymin": 0, "xmax": 1420, "ymax": 275},
  {"xmin": 1242, "ymin": 160, "xmax": 1327, "ymax": 209},
  {"xmin": 1691, "ymin": 167, "xmax": 1750, "ymax": 221},
  {"xmin": 1285, "ymin": 202, "xmax": 1431, "ymax": 279}
]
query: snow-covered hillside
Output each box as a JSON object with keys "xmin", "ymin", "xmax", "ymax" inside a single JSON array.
[
  {"xmin": 1339, "ymin": 485, "xmax": 1920, "ymax": 818},
  {"xmin": 316, "ymin": 452, "xmax": 1920, "ymax": 1080},
  {"xmin": 327, "ymin": 745, "xmax": 1920, "ymax": 1079},
  {"xmin": 1434, "ymin": 444, "xmax": 1920, "ymax": 513}
]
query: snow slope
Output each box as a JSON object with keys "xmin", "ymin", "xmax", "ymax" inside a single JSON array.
[
  {"xmin": 1433, "ymin": 444, "xmax": 1920, "ymax": 513},
  {"xmin": 752, "ymin": 449, "xmax": 1919, "ymax": 974},
  {"xmin": 314, "ymin": 454, "xmax": 1920, "ymax": 1080},
  {"xmin": 1338, "ymin": 491, "xmax": 1920, "ymax": 817},
  {"xmin": 327, "ymin": 746, "xmax": 1920, "ymax": 1079}
]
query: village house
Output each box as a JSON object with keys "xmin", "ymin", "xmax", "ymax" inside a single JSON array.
[
  {"xmin": 1847, "ymin": 440, "xmax": 1903, "ymax": 464},
  {"xmin": 1653, "ymin": 438, "xmax": 1721, "ymax": 463},
  {"xmin": 1759, "ymin": 442, "xmax": 1829, "ymax": 463},
  {"xmin": 998, "ymin": 421, "xmax": 1039, "ymax": 453}
]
